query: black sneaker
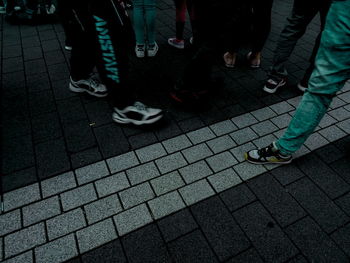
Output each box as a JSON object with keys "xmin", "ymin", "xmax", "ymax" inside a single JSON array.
[
  {"xmin": 297, "ymin": 78, "xmax": 308, "ymax": 92},
  {"xmin": 69, "ymin": 75, "xmax": 108, "ymax": 98},
  {"xmin": 113, "ymin": 101, "xmax": 163, "ymax": 125},
  {"xmin": 245, "ymin": 142, "xmax": 292, "ymax": 164},
  {"xmin": 263, "ymin": 77, "xmax": 287, "ymax": 94}
]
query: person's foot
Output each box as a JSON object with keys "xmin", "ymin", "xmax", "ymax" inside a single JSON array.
[
  {"xmin": 65, "ymin": 39, "xmax": 72, "ymax": 51},
  {"xmin": 263, "ymin": 77, "xmax": 287, "ymax": 94},
  {"xmin": 297, "ymin": 78, "xmax": 308, "ymax": 92},
  {"xmin": 247, "ymin": 51, "xmax": 261, "ymax": 68},
  {"xmin": 223, "ymin": 52, "xmax": 236, "ymax": 68},
  {"xmin": 0, "ymin": 6, "xmax": 6, "ymax": 14},
  {"xmin": 135, "ymin": 44, "xmax": 146, "ymax": 58},
  {"xmin": 168, "ymin": 38, "xmax": 185, "ymax": 49},
  {"xmin": 245, "ymin": 142, "xmax": 292, "ymax": 165},
  {"xmin": 147, "ymin": 42, "xmax": 159, "ymax": 57},
  {"xmin": 69, "ymin": 74, "xmax": 108, "ymax": 98},
  {"xmin": 113, "ymin": 101, "xmax": 163, "ymax": 125}
]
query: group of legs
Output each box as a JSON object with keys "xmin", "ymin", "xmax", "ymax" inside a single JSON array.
[{"xmin": 58, "ymin": 0, "xmax": 350, "ymax": 164}]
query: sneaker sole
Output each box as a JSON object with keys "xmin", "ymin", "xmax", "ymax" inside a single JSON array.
[
  {"xmin": 297, "ymin": 83, "xmax": 307, "ymax": 92},
  {"xmin": 168, "ymin": 39, "xmax": 184, "ymax": 49},
  {"xmin": 69, "ymin": 83, "xmax": 108, "ymax": 98},
  {"xmin": 263, "ymin": 80, "xmax": 286, "ymax": 94},
  {"xmin": 112, "ymin": 113, "xmax": 163, "ymax": 125},
  {"xmin": 244, "ymin": 152, "xmax": 292, "ymax": 165}
]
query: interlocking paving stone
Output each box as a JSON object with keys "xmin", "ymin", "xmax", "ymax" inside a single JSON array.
[
  {"xmin": 208, "ymin": 168, "xmax": 242, "ymax": 193},
  {"xmin": 331, "ymin": 223, "xmax": 350, "ymax": 257},
  {"xmin": 191, "ymin": 196, "xmax": 250, "ymax": 261},
  {"xmin": 233, "ymin": 162, "xmax": 267, "ymax": 181},
  {"xmin": 329, "ymin": 107, "xmax": 350, "ymax": 121},
  {"xmin": 269, "ymin": 101, "xmax": 295, "ymax": 115},
  {"xmin": 335, "ymin": 192, "xmax": 350, "ymax": 217},
  {"xmin": 157, "ymin": 209, "xmax": 198, "ymax": 242},
  {"xmin": 75, "ymin": 161, "xmax": 110, "ymax": 185},
  {"xmin": 106, "ymin": 152, "xmax": 139, "ymax": 174},
  {"xmin": 35, "ymin": 234, "xmax": 78, "ymax": 263},
  {"xmin": 0, "ymin": 210, "xmax": 21, "ymax": 236},
  {"xmin": 46, "ymin": 208, "xmax": 86, "ymax": 240},
  {"xmin": 71, "ymin": 147, "xmax": 103, "ymax": 169},
  {"xmin": 187, "ymin": 127, "xmax": 216, "ymax": 145},
  {"xmin": 271, "ymin": 113, "xmax": 293, "ymax": 129},
  {"xmin": 226, "ymin": 248, "xmax": 264, "ymax": 263},
  {"xmin": 319, "ymin": 125, "xmax": 347, "ymax": 142},
  {"xmin": 61, "ymin": 184, "xmax": 97, "ymax": 211},
  {"xmin": 128, "ymin": 131, "xmax": 158, "ymax": 149},
  {"xmin": 337, "ymin": 118, "xmax": 350, "ymax": 133},
  {"xmin": 206, "ymin": 151, "xmax": 238, "ymax": 173},
  {"xmin": 220, "ymin": 183, "xmax": 256, "ymax": 212},
  {"xmin": 230, "ymin": 127, "xmax": 258, "ymax": 145},
  {"xmin": 339, "ymin": 91, "xmax": 350, "ymax": 103},
  {"xmin": 77, "ymin": 219, "xmax": 117, "ymax": 253},
  {"xmin": 0, "ymin": 238, "xmax": 2, "ymax": 261},
  {"xmin": 319, "ymin": 114, "xmax": 338, "ymax": 128},
  {"xmin": 2, "ymin": 251, "xmax": 33, "ymax": 263},
  {"xmin": 150, "ymin": 171, "xmax": 185, "ymax": 196},
  {"xmin": 135, "ymin": 143, "xmax": 167, "ymax": 163},
  {"xmin": 315, "ymin": 143, "xmax": 344, "ymax": 164},
  {"xmin": 114, "ymin": 204, "xmax": 153, "ymax": 236},
  {"xmin": 181, "ymin": 143, "xmax": 213, "ymax": 163},
  {"xmin": 209, "ymin": 120, "xmax": 238, "ymax": 136},
  {"xmin": 95, "ymin": 172, "xmax": 130, "ymax": 198},
  {"xmin": 82, "ymin": 239, "xmax": 127, "ymax": 263},
  {"xmin": 270, "ymin": 164, "xmax": 305, "ymax": 186},
  {"xmin": 23, "ymin": 196, "xmax": 61, "ymax": 226},
  {"xmin": 206, "ymin": 135, "xmax": 237, "ymax": 154},
  {"xmin": 122, "ymin": 224, "xmax": 171, "ymax": 263},
  {"xmin": 162, "ymin": 135, "xmax": 192, "ymax": 154},
  {"xmin": 3, "ymin": 183, "xmax": 41, "ymax": 212},
  {"xmin": 231, "ymin": 113, "xmax": 258, "ymax": 129},
  {"xmin": 233, "ymin": 202, "xmax": 298, "ymax": 262},
  {"xmin": 119, "ymin": 183, "xmax": 155, "ymax": 209},
  {"xmin": 41, "ymin": 171, "xmax": 77, "ymax": 198},
  {"xmin": 251, "ymin": 107, "xmax": 277, "ymax": 121},
  {"xmin": 126, "ymin": 162, "xmax": 160, "ymax": 185},
  {"xmin": 252, "ymin": 133, "xmax": 278, "ymax": 148},
  {"xmin": 251, "ymin": 120, "xmax": 279, "ymax": 137},
  {"xmin": 148, "ymin": 191, "xmax": 185, "ymax": 220},
  {"xmin": 168, "ymin": 230, "xmax": 218, "ymax": 262},
  {"xmin": 155, "ymin": 152, "xmax": 188, "ymax": 174},
  {"xmin": 179, "ymin": 160, "xmax": 213, "ymax": 184},
  {"xmin": 286, "ymin": 217, "xmax": 348, "ymax": 262},
  {"xmin": 179, "ymin": 179, "xmax": 215, "ymax": 206},
  {"xmin": 287, "ymin": 177, "xmax": 349, "ymax": 233},
  {"xmin": 2, "ymin": 167, "xmax": 37, "ymax": 194},
  {"xmin": 5, "ymin": 223, "xmax": 46, "ymax": 258},
  {"xmin": 248, "ymin": 174, "xmax": 306, "ymax": 227},
  {"xmin": 84, "ymin": 194, "xmax": 123, "ymax": 224}
]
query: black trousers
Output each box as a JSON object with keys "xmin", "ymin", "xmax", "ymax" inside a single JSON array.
[{"xmin": 61, "ymin": 0, "xmax": 135, "ymax": 107}]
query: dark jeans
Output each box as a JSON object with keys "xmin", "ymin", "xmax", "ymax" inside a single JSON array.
[
  {"xmin": 269, "ymin": 0, "xmax": 330, "ymax": 82},
  {"xmin": 173, "ymin": 0, "xmax": 195, "ymax": 40},
  {"xmin": 63, "ymin": 0, "xmax": 135, "ymax": 108},
  {"xmin": 225, "ymin": 0, "xmax": 273, "ymax": 53}
]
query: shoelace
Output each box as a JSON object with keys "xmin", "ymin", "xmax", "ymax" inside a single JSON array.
[
  {"xmin": 89, "ymin": 75, "xmax": 104, "ymax": 91},
  {"xmin": 257, "ymin": 145, "xmax": 274, "ymax": 158}
]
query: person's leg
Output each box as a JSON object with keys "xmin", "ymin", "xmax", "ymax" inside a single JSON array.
[
  {"xmin": 175, "ymin": 0, "xmax": 186, "ymax": 40},
  {"xmin": 133, "ymin": 0, "xmax": 146, "ymax": 45},
  {"xmin": 275, "ymin": 0, "xmax": 350, "ymax": 156},
  {"xmin": 143, "ymin": 0, "xmax": 157, "ymax": 50},
  {"xmin": 268, "ymin": 0, "xmax": 319, "ymax": 80},
  {"xmin": 298, "ymin": 0, "xmax": 331, "ymax": 90}
]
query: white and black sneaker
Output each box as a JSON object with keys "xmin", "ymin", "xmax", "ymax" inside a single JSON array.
[
  {"xmin": 113, "ymin": 101, "xmax": 163, "ymax": 125},
  {"xmin": 69, "ymin": 75, "xmax": 108, "ymax": 98},
  {"xmin": 263, "ymin": 77, "xmax": 287, "ymax": 94}
]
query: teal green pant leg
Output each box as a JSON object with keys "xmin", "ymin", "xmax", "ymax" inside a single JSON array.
[
  {"xmin": 276, "ymin": 0, "xmax": 350, "ymax": 155},
  {"xmin": 133, "ymin": 0, "xmax": 156, "ymax": 45}
]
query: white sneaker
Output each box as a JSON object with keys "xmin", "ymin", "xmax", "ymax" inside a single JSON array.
[
  {"xmin": 168, "ymin": 38, "xmax": 184, "ymax": 49},
  {"xmin": 147, "ymin": 42, "xmax": 159, "ymax": 57},
  {"xmin": 135, "ymin": 45, "xmax": 145, "ymax": 58},
  {"xmin": 113, "ymin": 101, "xmax": 163, "ymax": 125},
  {"xmin": 69, "ymin": 74, "xmax": 108, "ymax": 98}
]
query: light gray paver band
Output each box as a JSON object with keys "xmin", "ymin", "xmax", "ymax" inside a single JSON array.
[{"xmin": 1, "ymin": 89, "xmax": 349, "ymax": 262}]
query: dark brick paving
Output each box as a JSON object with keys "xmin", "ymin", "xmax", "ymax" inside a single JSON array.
[
  {"xmin": 61, "ymin": 139, "xmax": 349, "ymax": 263},
  {"xmin": 1, "ymin": 0, "xmax": 319, "ymax": 191}
]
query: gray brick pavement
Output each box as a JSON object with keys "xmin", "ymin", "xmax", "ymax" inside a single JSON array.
[
  {"xmin": 41, "ymin": 172, "xmax": 77, "ymax": 198},
  {"xmin": 75, "ymin": 161, "xmax": 110, "ymax": 185},
  {"xmin": 148, "ymin": 191, "xmax": 186, "ymax": 219},
  {"xmin": 60, "ymin": 184, "xmax": 97, "ymax": 211},
  {"xmin": 150, "ymin": 171, "xmax": 185, "ymax": 196},
  {"xmin": 95, "ymin": 172, "xmax": 130, "ymax": 198},
  {"xmin": 119, "ymin": 182, "xmax": 155, "ymax": 209},
  {"xmin": 3, "ymin": 184, "xmax": 41, "ymax": 212},
  {"xmin": 0, "ymin": 210, "xmax": 21, "ymax": 237}
]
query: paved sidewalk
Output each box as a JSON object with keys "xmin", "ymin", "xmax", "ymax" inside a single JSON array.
[{"xmin": 1, "ymin": 0, "xmax": 350, "ymax": 262}]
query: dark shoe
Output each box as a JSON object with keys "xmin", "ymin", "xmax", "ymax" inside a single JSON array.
[
  {"xmin": 113, "ymin": 101, "xmax": 163, "ymax": 125},
  {"xmin": 263, "ymin": 77, "xmax": 287, "ymax": 94},
  {"xmin": 69, "ymin": 74, "xmax": 108, "ymax": 98},
  {"xmin": 297, "ymin": 78, "xmax": 308, "ymax": 92},
  {"xmin": 245, "ymin": 142, "xmax": 292, "ymax": 164}
]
